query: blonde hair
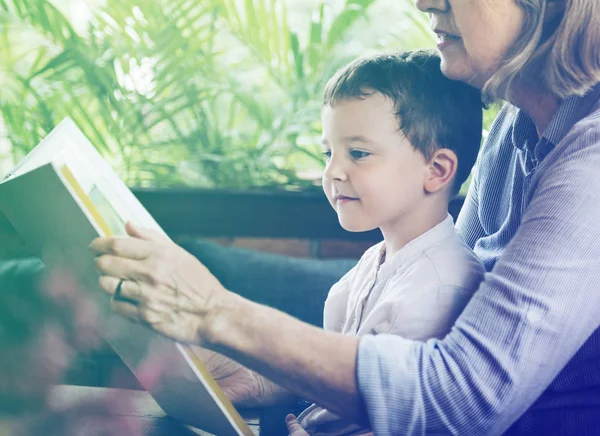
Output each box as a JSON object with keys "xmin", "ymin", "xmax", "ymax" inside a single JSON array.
[{"xmin": 484, "ymin": 0, "xmax": 600, "ymax": 101}]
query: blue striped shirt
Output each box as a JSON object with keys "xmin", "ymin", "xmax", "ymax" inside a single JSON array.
[{"xmin": 356, "ymin": 83, "xmax": 600, "ymax": 435}]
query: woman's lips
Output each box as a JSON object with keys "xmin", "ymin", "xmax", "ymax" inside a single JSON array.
[{"xmin": 436, "ymin": 32, "xmax": 462, "ymax": 49}]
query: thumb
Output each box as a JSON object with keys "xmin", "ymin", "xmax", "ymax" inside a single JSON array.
[
  {"xmin": 125, "ymin": 221, "xmax": 166, "ymax": 242},
  {"xmin": 285, "ymin": 414, "xmax": 309, "ymax": 436}
]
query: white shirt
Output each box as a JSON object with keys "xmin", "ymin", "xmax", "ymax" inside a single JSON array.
[{"xmin": 298, "ymin": 214, "xmax": 485, "ymax": 434}]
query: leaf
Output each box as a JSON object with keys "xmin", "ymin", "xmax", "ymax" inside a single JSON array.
[
  {"xmin": 325, "ymin": 0, "xmax": 375, "ymax": 51},
  {"xmin": 0, "ymin": 0, "xmax": 464, "ymax": 190}
]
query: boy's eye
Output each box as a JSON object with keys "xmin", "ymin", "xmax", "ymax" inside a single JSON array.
[
  {"xmin": 350, "ymin": 149, "xmax": 370, "ymax": 160},
  {"xmin": 322, "ymin": 150, "xmax": 332, "ymax": 160}
]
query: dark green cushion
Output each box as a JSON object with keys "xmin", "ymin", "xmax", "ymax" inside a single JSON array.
[{"xmin": 179, "ymin": 239, "xmax": 356, "ymax": 327}]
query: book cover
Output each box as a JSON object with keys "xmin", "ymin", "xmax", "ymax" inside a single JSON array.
[{"xmin": 0, "ymin": 118, "xmax": 253, "ymax": 436}]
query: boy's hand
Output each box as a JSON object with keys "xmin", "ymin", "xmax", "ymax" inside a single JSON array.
[{"xmin": 285, "ymin": 414, "xmax": 309, "ymax": 436}]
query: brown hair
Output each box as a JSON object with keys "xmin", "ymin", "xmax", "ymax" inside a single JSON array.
[
  {"xmin": 484, "ymin": 0, "xmax": 600, "ymax": 100},
  {"xmin": 324, "ymin": 50, "xmax": 483, "ymax": 197}
]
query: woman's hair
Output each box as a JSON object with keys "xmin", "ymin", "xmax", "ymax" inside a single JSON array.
[
  {"xmin": 323, "ymin": 50, "xmax": 483, "ymax": 197},
  {"xmin": 485, "ymin": 0, "xmax": 600, "ymax": 100}
]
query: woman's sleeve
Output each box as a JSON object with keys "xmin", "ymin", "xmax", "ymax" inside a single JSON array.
[{"xmin": 355, "ymin": 127, "xmax": 600, "ymax": 435}]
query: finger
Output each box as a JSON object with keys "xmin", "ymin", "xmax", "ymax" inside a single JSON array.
[
  {"xmin": 138, "ymin": 305, "xmax": 174, "ymax": 325},
  {"xmin": 94, "ymin": 255, "xmax": 150, "ymax": 283},
  {"xmin": 111, "ymin": 296, "xmax": 180, "ymax": 332},
  {"xmin": 122, "ymin": 281, "xmax": 184, "ymax": 309},
  {"xmin": 98, "ymin": 275, "xmax": 122, "ymax": 297},
  {"xmin": 89, "ymin": 236, "xmax": 153, "ymax": 260},
  {"xmin": 98, "ymin": 275, "xmax": 143, "ymax": 302},
  {"xmin": 125, "ymin": 222, "xmax": 169, "ymax": 243},
  {"xmin": 136, "ymin": 306, "xmax": 192, "ymax": 343},
  {"xmin": 98, "ymin": 275, "xmax": 181, "ymax": 309},
  {"xmin": 110, "ymin": 298, "xmax": 141, "ymax": 322},
  {"xmin": 285, "ymin": 414, "xmax": 309, "ymax": 436}
]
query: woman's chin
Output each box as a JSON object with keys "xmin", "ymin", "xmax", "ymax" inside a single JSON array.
[{"xmin": 439, "ymin": 58, "xmax": 486, "ymax": 89}]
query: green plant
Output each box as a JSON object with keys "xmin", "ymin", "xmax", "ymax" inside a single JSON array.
[{"xmin": 0, "ymin": 0, "xmax": 490, "ymax": 191}]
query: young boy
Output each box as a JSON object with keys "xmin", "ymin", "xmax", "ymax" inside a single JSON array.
[{"xmin": 295, "ymin": 50, "xmax": 486, "ymax": 434}]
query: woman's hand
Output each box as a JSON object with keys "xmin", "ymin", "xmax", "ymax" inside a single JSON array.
[
  {"xmin": 191, "ymin": 346, "xmax": 293, "ymax": 407},
  {"xmin": 89, "ymin": 222, "xmax": 234, "ymax": 346},
  {"xmin": 91, "ymin": 223, "xmax": 363, "ymax": 422},
  {"xmin": 200, "ymin": 348, "xmax": 265, "ymax": 406}
]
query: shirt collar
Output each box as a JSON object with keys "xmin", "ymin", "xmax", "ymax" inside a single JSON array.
[
  {"xmin": 545, "ymin": 83, "xmax": 600, "ymax": 146},
  {"xmin": 511, "ymin": 83, "xmax": 600, "ymax": 163},
  {"xmin": 511, "ymin": 109, "xmax": 538, "ymax": 152},
  {"xmin": 375, "ymin": 214, "xmax": 456, "ymax": 281}
]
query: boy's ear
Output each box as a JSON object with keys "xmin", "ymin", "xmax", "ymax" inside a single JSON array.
[{"xmin": 423, "ymin": 148, "xmax": 458, "ymax": 194}]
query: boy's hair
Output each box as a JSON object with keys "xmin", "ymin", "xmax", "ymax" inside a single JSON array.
[{"xmin": 323, "ymin": 50, "xmax": 483, "ymax": 197}]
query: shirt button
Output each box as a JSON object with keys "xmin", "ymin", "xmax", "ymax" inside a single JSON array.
[{"xmin": 527, "ymin": 310, "xmax": 541, "ymax": 323}]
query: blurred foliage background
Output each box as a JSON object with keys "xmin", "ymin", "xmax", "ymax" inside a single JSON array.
[{"xmin": 0, "ymin": 0, "xmax": 497, "ymax": 191}]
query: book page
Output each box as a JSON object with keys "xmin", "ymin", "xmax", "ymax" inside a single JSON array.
[{"xmin": 3, "ymin": 118, "xmax": 160, "ymax": 235}]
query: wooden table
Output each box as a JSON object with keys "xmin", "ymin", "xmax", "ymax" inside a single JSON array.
[{"xmin": 1, "ymin": 385, "xmax": 260, "ymax": 436}]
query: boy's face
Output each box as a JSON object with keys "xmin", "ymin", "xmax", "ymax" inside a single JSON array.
[{"xmin": 321, "ymin": 93, "xmax": 429, "ymax": 233}]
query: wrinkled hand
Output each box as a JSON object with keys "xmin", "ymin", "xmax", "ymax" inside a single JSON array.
[
  {"xmin": 89, "ymin": 222, "xmax": 230, "ymax": 345},
  {"xmin": 190, "ymin": 346, "xmax": 270, "ymax": 407},
  {"xmin": 286, "ymin": 414, "xmax": 309, "ymax": 436}
]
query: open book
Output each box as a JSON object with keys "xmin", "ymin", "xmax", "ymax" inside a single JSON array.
[{"xmin": 0, "ymin": 118, "xmax": 254, "ymax": 436}]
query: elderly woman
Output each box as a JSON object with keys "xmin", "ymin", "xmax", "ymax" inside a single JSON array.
[{"xmin": 91, "ymin": 0, "xmax": 600, "ymax": 434}]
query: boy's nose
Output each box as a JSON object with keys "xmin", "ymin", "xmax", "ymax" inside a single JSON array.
[
  {"xmin": 323, "ymin": 156, "xmax": 348, "ymax": 182},
  {"xmin": 414, "ymin": 0, "xmax": 449, "ymax": 14}
]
